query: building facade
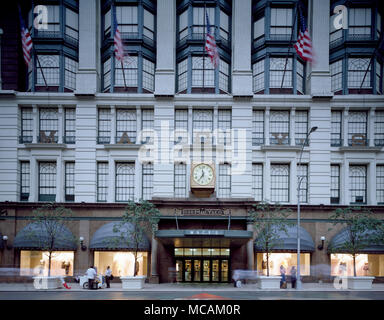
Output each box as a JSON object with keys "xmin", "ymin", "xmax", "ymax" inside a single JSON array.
[{"xmin": 0, "ymin": 0, "xmax": 384, "ymax": 283}]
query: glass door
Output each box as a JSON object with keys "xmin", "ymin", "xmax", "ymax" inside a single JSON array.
[
  {"xmin": 176, "ymin": 260, "xmax": 183, "ymax": 282},
  {"xmin": 203, "ymin": 260, "xmax": 210, "ymax": 282},
  {"xmin": 185, "ymin": 259, "xmax": 192, "ymax": 282},
  {"xmin": 212, "ymin": 259, "xmax": 219, "ymax": 282},
  {"xmin": 221, "ymin": 259, "xmax": 229, "ymax": 282},
  {"xmin": 193, "ymin": 259, "xmax": 201, "ymax": 282}
]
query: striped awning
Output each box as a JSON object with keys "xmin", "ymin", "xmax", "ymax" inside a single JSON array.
[
  {"xmin": 254, "ymin": 225, "xmax": 315, "ymax": 252},
  {"xmin": 13, "ymin": 222, "xmax": 77, "ymax": 250},
  {"xmin": 89, "ymin": 222, "xmax": 150, "ymax": 251}
]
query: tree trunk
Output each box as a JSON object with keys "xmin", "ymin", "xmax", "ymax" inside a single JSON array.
[
  {"xmin": 353, "ymin": 253, "xmax": 357, "ymax": 277},
  {"xmin": 266, "ymin": 251, "xmax": 270, "ymax": 277},
  {"xmin": 134, "ymin": 248, "xmax": 138, "ymax": 277},
  {"xmin": 48, "ymin": 252, "xmax": 52, "ymax": 277}
]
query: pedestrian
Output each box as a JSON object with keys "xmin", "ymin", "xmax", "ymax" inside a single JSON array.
[
  {"xmin": 280, "ymin": 265, "xmax": 286, "ymax": 289},
  {"xmin": 105, "ymin": 266, "xmax": 112, "ymax": 288},
  {"xmin": 290, "ymin": 266, "xmax": 297, "ymax": 289},
  {"xmin": 86, "ymin": 265, "xmax": 97, "ymax": 290}
]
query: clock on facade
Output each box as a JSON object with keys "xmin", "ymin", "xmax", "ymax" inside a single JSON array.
[{"xmin": 190, "ymin": 163, "xmax": 215, "ymax": 197}]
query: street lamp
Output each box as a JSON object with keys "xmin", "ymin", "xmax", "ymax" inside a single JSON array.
[{"xmin": 296, "ymin": 126, "xmax": 317, "ymax": 290}]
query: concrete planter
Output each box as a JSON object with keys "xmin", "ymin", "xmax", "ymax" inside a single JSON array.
[
  {"xmin": 257, "ymin": 276, "xmax": 281, "ymax": 289},
  {"xmin": 120, "ymin": 276, "xmax": 146, "ymax": 290},
  {"xmin": 347, "ymin": 276, "xmax": 374, "ymax": 290},
  {"xmin": 33, "ymin": 276, "xmax": 61, "ymax": 290}
]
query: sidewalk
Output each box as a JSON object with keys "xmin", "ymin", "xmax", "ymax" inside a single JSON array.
[{"xmin": 1, "ymin": 281, "xmax": 384, "ymax": 292}]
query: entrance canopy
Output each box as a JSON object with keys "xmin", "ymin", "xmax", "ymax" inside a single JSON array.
[
  {"xmin": 90, "ymin": 222, "xmax": 150, "ymax": 251},
  {"xmin": 13, "ymin": 222, "xmax": 77, "ymax": 250},
  {"xmin": 155, "ymin": 229, "xmax": 253, "ymax": 247},
  {"xmin": 254, "ymin": 225, "xmax": 315, "ymax": 252},
  {"xmin": 328, "ymin": 228, "xmax": 384, "ymax": 254}
]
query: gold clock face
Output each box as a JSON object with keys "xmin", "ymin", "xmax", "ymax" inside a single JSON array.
[{"xmin": 193, "ymin": 164, "xmax": 214, "ymax": 186}]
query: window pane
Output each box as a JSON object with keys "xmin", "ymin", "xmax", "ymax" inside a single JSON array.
[
  {"xmin": 116, "ymin": 109, "xmax": 136, "ymax": 144},
  {"xmin": 348, "ymin": 58, "xmax": 371, "ymax": 88},
  {"xmin": 64, "ymin": 57, "xmax": 78, "ymax": 90},
  {"xmin": 65, "ymin": 162, "xmax": 75, "ymax": 201},
  {"xmin": 65, "ymin": 8, "xmax": 78, "ymax": 40},
  {"xmin": 349, "ymin": 165, "xmax": 367, "ymax": 204},
  {"xmin": 37, "ymin": 55, "xmax": 60, "ymax": 86},
  {"xmin": 298, "ymin": 164, "xmax": 308, "ymax": 203},
  {"xmin": 193, "ymin": 109, "xmax": 213, "ymax": 144},
  {"xmin": 377, "ymin": 165, "xmax": 384, "ymax": 204},
  {"xmin": 218, "ymin": 164, "xmax": 231, "ymax": 198},
  {"xmin": 174, "ymin": 163, "xmax": 187, "ymax": 197},
  {"xmin": 252, "ymin": 164, "xmax": 263, "ymax": 201},
  {"xmin": 98, "ymin": 109, "xmax": 111, "ymax": 143},
  {"xmin": 175, "ymin": 109, "xmax": 188, "ymax": 144},
  {"xmin": 270, "ymin": 164, "xmax": 289, "ymax": 203},
  {"xmin": 331, "ymin": 165, "xmax": 340, "ymax": 203},
  {"xmin": 330, "ymin": 60, "xmax": 343, "ymax": 92},
  {"xmin": 116, "ymin": 163, "xmax": 135, "ymax": 201},
  {"xmin": 20, "ymin": 161, "xmax": 30, "ymax": 201},
  {"xmin": 142, "ymin": 163, "xmax": 153, "ymax": 200},
  {"xmin": 331, "ymin": 111, "xmax": 342, "ymax": 146},
  {"xmin": 270, "ymin": 58, "xmax": 292, "ymax": 88},
  {"xmin": 97, "ymin": 162, "xmax": 108, "ymax": 202},
  {"xmin": 253, "ymin": 59, "xmax": 265, "ymax": 93},
  {"xmin": 270, "ymin": 111, "xmax": 289, "ymax": 145},
  {"xmin": 348, "ymin": 111, "xmax": 367, "ymax": 146},
  {"xmin": 295, "ymin": 111, "xmax": 308, "ymax": 145},
  {"xmin": 39, "ymin": 162, "xmax": 56, "ymax": 200},
  {"xmin": 252, "ymin": 110, "xmax": 264, "ymax": 145}
]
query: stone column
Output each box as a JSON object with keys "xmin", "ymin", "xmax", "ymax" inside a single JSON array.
[
  {"xmin": 149, "ymin": 235, "xmax": 159, "ymax": 283},
  {"xmin": 246, "ymin": 221, "xmax": 254, "ymax": 270}
]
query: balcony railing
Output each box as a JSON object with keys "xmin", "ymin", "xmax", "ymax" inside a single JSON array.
[
  {"xmin": 19, "ymin": 136, "xmax": 33, "ymax": 144},
  {"xmin": 270, "ymin": 137, "xmax": 290, "ymax": 146},
  {"xmin": 348, "ymin": 138, "xmax": 369, "ymax": 147},
  {"xmin": 63, "ymin": 136, "xmax": 76, "ymax": 144},
  {"xmin": 37, "ymin": 134, "xmax": 58, "ymax": 143},
  {"xmin": 331, "ymin": 139, "xmax": 343, "ymax": 147}
]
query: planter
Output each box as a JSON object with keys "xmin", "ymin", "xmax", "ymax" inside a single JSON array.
[
  {"xmin": 257, "ymin": 276, "xmax": 281, "ymax": 289},
  {"xmin": 120, "ymin": 276, "xmax": 146, "ymax": 290},
  {"xmin": 347, "ymin": 276, "xmax": 374, "ymax": 290},
  {"xmin": 33, "ymin": 276, "xmax": 61, "ymax": 290}
]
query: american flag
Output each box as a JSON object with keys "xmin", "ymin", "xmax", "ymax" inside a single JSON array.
[
  {"xmin": 294, "ymin": 1, "xmax": 313, "ymax": 62},
  {"xmin": 205, "ymin": 12, "xmax": 219, "ymax": 68},
  {"xmin": 19, "ymin": 8, "xmax": 33, "ymax": 67},
  {"xmin": 113, "ymin": 9, "xmax": 124, "ymax": 62}
]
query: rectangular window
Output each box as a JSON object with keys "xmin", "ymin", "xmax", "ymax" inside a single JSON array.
[
  {"xmin": 348, "ymin": 111, "xmax": 367, "ymax": 146},
  {"xmin": 270, "ymin": 110, "xmax": 289, "ymax": 145},
  {"xmin": 37, "ymin": 55, "xmax": 60, "ymax": 86},
  {"xmin": 254, "ymin": 16, "xmax": 265, "ymax": 42},
  {"xmin": 193, "ymin": 109, "xmax": 213, "ymax": 144},
  {"xmin": 98, "ymin": 108, "xmax": 111, "ymax": 144},
  {"xmin": 376, "ymin": 60, "xmax": 382, "ymax": 94},
  {"xmin": 65, "ymin": 8, "xmax": 79, "ymax": 41},
  {"xmin": 374, "ymin": 111, "xmax": 384, "ymax": 146},
  {"xmin": 115, "ymin": 162, "xmax": 135, "ymax": 202},
  {"xmin": 39, "ymin": 162, "xmax": 56, "ymax": 201},
  {"xmin": 349, "ymin": 8, "xmax": 371, "ymax": 38},
  {"xmin": 179, "ymin": 10, "xmax": 188, "ymax": 40},
  {"xmin": 192, "ymin": 56, "xmax": 215, "ymax": 88},
  {"xmin": 116, "ymin": 109, "xmax": 136, "ymax": 144},
  {"xmin": 103, "ymin": 9, "xmax": 111, "ymax": 38},
  {"xmin": 192, "ymin": 7, "xmax": 215, "ymax": 38},
  {"xmin": 295, "ymin": 111, "xmax": 308, "ymax": 146},
  {"xmin": 348, "ymin": 58, "xmax": 371, "ymax": 89},
  {"xmin": 331, "ymin": 111, "xmax": 342, "ymax": 146},
  {"xmin": 177, "ymin": 59, "xmax": 188, "ymax": 92},
  {"xmin": 218, "ymin": 164, "xmax": 231, "ymax": 198},
  {"xmin": 298, "ymin": 164, "xmax": 308, "ymax": 203},
  {"xmin": 116, "ymin": 6, "xmax": 138, "ymax": 35},
  {"xmin": 115, "ymin": 56, "xmax": 138, "ymax": 88},
  {"xmin": 64, "ymin": 108, "xmax": 76, "ymax": 144},
  {"xmin": 270, "ymin": 8, "xmax": 292, "ymax": 39},
  {"xmin": 297, "ymin": 60, "xmax": 304, "ymax": 94},
  {"xmin": 64, "ymin": 57, "xmax": 78, "ymax": 91},
  {"xmin": 377, "ymin": 165, "xmax": 384, "ymax": 204},
  {"xmin": 39, "ymin": 108, "xmax": 58, "ymax": 143},
  {"xmin": 349, "ymin": 165, "xmax": 367, "ymax": 204},
  {"xmin": 377, "ymin": 12, "xmax": 382, "ymax": 39},
  {"xmin": 103, "ymin": 58, "xmax": 111, "ymax": 91},
  {"xmin": 20, "ymin": 107, "xmax": 33, "ymax": 143},
  {"xmin": 44, "ymin": 5, "xmax": 60, "ymax": 33},
  {"xmin": 220, "ymin": 9, "xmax": 229, "ymax": 41},
  {"xmin": 270, "ymin": 57, "xmax": 292, "ymax": 88},
  {"xmin": 65, "ymin": 162, "xmax": 75, "ymax": 202},
  {"xmin": 217, "ymin": 109, "xmax": 231, "ymax": 146},
  {"xmin": 270, "ymin": 164, "xmax": 289, "ymax": 203},
  {"xmin": 219, "ymin": 59, "xmax": 229, "ymax": 92},
  {"xmin": 331, "ymin": 165, "xmax": 340, "ymax": 204},
  {"xmin": 253, "ymin": 59, "xmax": 265, "ymax": 93},
  {"xmin": 143, "ymin": 9, "xmax": 155, "ymax": 40},
  {"xmin": 330, "ymin": 60, "xmax": 343, "ymax": 93},
  {"xmin": 97, "ymin": 162, "xmax": 108, "ymax": 202},
  {"xmin": 252, "ymin": 110, "xmax": 264, "ymax": 145},
  {"xmin": 252, "ymin": 164, "xmax": 263, "ymax": 201},
  {"xmin": 142, "ymin": 58, "xmax": 155, "ymax": 92},
  {"xmin": 142, "ymin": 162, "xmax": 153, "ymax": 200},
  {"xmin": 174, "ymin": 163, "xmax": 187, "ymax": 198},
  {"xmin": 141, "ymin": 109, "xmax": 154, "ymax": 144},
  {"xmin": 174, "ymin": 109, "xmax": 188, "ymax": 144},
  {"xmin": 20, "ymin": 161, "xmax": 30, "ymax": 201}
]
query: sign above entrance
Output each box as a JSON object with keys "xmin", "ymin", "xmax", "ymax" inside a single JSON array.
[{"xmin": 175, "ymin": 208, "xmax": 231, "ymax": 216}]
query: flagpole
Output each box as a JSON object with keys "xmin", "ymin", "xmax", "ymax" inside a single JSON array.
[
  {"xmin": 33, "ymin": 48, "xmax": 48, "ymax": 88},
  {"xmin": 203, "ymin": 3, "xmax": 206, "ymax": 91},
  {"xmin": 281, "ymin": 3, "xmax": 299, "ymax": 89},
  {"xmin": 121, "ymin": 60, "xmax": 127, "ymax": 89}
]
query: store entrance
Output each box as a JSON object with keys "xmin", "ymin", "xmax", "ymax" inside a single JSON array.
[{"xmin": 174, "ymin": 248, "xmax": 230, "ymax": 283}]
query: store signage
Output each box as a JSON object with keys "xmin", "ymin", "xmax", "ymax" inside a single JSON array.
[
  {"xmin": 185, "ymin": 230, "xmax": 224, "ymax": 236},
  {"xmin": 175, "ymin": 208, "xmax": 231, "ymax": 216}
]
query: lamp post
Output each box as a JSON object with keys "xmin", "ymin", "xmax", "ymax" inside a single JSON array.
[{"xmin": 296, "ymin": 126, "xmax": 317, "ymax": 290}]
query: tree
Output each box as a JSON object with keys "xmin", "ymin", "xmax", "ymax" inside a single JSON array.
[
  {"xmin": 111, "ymin": 200, "xmax": 160, "ymax": 276},
  {"xmin": 328, "ymin": 207, "xmax": 384, "ymax": 277},
  {"xmin": 26, "ymin": 203, "xmax": 77, "ymax": 277},
  {"xmin": 248, "ymin": 201, "xmax": 292, "ymax": 276}
]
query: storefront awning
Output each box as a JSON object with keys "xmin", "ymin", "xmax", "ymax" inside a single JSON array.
[
  {"xmin": 89, "ymin": 222, "xmax": 150, "ymax": 251},
  {"xmin": 254, "ymin": 225, "xmax": 315, "ymax": 252},
  {"xmin": 13, "ymin": 222, "xmax": 77, "ymax": 250},
  {"xmin": 328, "ymin": 228, "xmax": 384, "ymax": 254}
]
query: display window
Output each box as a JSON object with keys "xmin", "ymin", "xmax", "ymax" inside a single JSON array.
[
  {"xmin": 331, "ymin": 254, "xmax": 384, "ymax": 276},
  {"xmin": 256, "ymin": 253, "xmax": 311, "ymax": 276},
  {"xmin": 94, "ymin": 251, "xmax": 148, "ymax": 277},
  {"xmin": 20, "ymin": 251, "xmax": 74, "ymax": 276}
]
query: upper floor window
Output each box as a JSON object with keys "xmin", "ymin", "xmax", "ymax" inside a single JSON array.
[
  {"xmin": 142, "ymin": 162, "xmax": 153, "ymax": 200},
  {"xmin": 178, "ymin": 9, "xmax": 188, "ymax": 41},
  {"xmin": 330, "ymin": 164, "xmax": 340, "ymax": 204},
  {"xmin": 64, "ymin": 108, "xmax": 76, "ymax": 144},
  {"xmin": 348, "ymin": 111, "xmax": 368, "ymax": 146},
  {"xmin": 174, "ymin": 163, "xmax": 187, "ymax": 198},
  {"xmin": 65, "ymin": 7, "xmax": 79, "ymax": 42},
  {"xmin": 192, "ymin": 109, "xmax": 213, "ymax": 144},
  {"xmin": 192, "ymin": 7, "xmax": 215, "ymax": 39},
  {"xmin": 377, "ymin": 12, "xmax": 382, "ymax": 39},
  {"xmin": 253, "ymin": 16, "xmax": 265, "ymax": 47},
  {"xmin": 270, "ymin": 111, "xmax": 290, "ymax": 145},
  {"xmin": 20, "ymin": 107, "xmax": 33, "ymax": 144},
  {"xmin": 218, "ymin": 163, "xmax": 231, "ymax": 198},
  {"xmin": 20, "ymin": 161, "xmax": 30, "ymax": 201},
  {"xmin": 39, "ymin": 108, "xmax": 58, "ymax": 143},
  {"xmin": 65, "ymin": 162, "xmax": 75, "ymax": 202},
  {"xmin": 141, "ymin": 109, "xmax": 154, "ymax": 144},
  {"xmin": 252, "ymin": 59, "xmax": 265, "ymax": 94},
  {"xmin": 115, "ymin": 6, "xmax": 138, "ymax": 37},
  {"xmin": 348, "ymin": 58, "xmax": 371, "ymax": 90},
  {"xmin": 270, "ymin": 7, "xmax": 292, "ymax": 40},
  {"xmin": 217, "ymin": 109, "xmax": 231, "ymax": 146},
  {"xmin": 252, "ymin": 110, "xmax": 264, "ymax": 146},
  {"xmin": 349, "ymin": 165, "xmax": 367, "ymax": 204},
  {"xmin": 330, "ymin": 60, "xmax": 343, "ymax": 94},
  {"xmin": 116, "ymin": 109, "xmax": 136, "ymax": 144},
  {"xmin": 270, "ymin": 58, "xmax": 292, "ymax": 90},
  {"xmin": 97, "ymin": 162, "xmax": 109, "ymax": 202},
  {"xmin": 115, "ymin": 162, "xmax": 135, "ymax": 202},
  {"xmin": 331, "ymin": 111, "xmax": 342, "ymax": 147},
  {"xmin": 295, "ymin": 111, "xmax": 308, "ymax": 146},
  {"xmin": 348, "ymin": 8, "xmax": 371, "ymax": 39},
  {"xmin": 98, "ymin": 108, "xmax": 111, "ymax": 144},
  {"xmin": 252, "ymin": 163, "xmax": 263, "ymax": 201},
  {"xmin": 298, "ymin": 164, "xmax": 308, "ymax": 203},
  {"xmin": 174, "ymin": 109, "xmax": 188, "ymax": 145},
  {"xmin": 377, "ymin": 165, "xmax": 384, "ymax": 204},
  {"xmin": 39, "ymin": 162, "xmax": 56, "ymax": 202},
  {"xmin": 375, "ymin": 111, "xmax": 384, "ymax": 147},
  {"xmin": 270, "ymin": 164, "xmax": 289, "ymax": 203}
]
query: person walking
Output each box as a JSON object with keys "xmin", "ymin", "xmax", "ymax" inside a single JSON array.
[
  {"xmin": 290, "ymin": 266, "xmax": 297, "ymax": 289},
  {"xmin": 86, "ymin": 265, "xmax": 97, "ymax": 290},
  {"xmin": 280, "ymin": 265, "xmax": 286, "ymax": 289},
  {"xmin": 105, "ymin": 266, "xmax": 112, "ymax": 288}
]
